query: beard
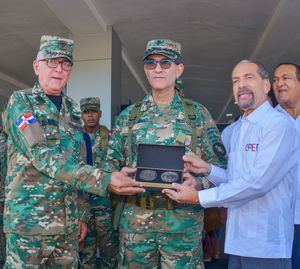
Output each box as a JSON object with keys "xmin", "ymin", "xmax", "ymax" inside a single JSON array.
[{"xmin": 237, "ymin": 87, "xmax": 254, "ymax": 110}]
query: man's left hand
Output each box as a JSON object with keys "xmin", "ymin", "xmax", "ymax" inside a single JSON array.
[
  {"xmin": 108, "ymin": 167, "xmax": 145, "ymax": 195},
  {"xmin": 182, "ymin": 172, "xmax": 202, "ymax": 191},
  {"xmin": 162, "ymin": 183, "xmax": 200, "ymax": 204}
]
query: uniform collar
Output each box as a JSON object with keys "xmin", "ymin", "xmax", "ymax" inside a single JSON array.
[
  {"xmin": 32, "ymin": 82, "xmax": 64, "ymax": 97},
  {"xmin": 140, "ymin": 90, "xmax": 182, "ymax": 112},
  {"xmin": 242, "ymin": 101, "xmax": 272, "ymax": 123},
  {"xmin": 83, "ymin": 125, "xmax": 101, "ymax": 135},
  {"xmin": 32, "ymin": 81, "xmax": 44, "ymax": 95},
  {"xmin": 32, "ymin": 82, "xmax": 66, "ymax": 114}
]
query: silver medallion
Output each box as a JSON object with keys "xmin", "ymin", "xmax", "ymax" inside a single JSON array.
[
  {"xmin": 139, "ymin": 169, "xmax": 157, "ymax": 181},
  {"xmin": 161, "ymin": 171, "xmax": 179, "ymax": 183}
]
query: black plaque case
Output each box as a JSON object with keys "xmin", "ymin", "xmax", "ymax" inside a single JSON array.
[{"xmin": 135, "ymin": 144, "xmax": 185, "ymax": 190}]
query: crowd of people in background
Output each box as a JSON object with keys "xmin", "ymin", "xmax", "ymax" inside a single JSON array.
[{"xmin": 0, "ymin": 34, "xmax": 299, "ymax": 269}]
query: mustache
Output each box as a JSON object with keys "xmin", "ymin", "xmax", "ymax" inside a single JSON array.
[{"xmin": 238, "ymin": 87, "xmax": 253, "ymax": 96}]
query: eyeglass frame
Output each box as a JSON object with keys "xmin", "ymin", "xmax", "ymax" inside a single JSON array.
[
  {"xmin": 143, "ymin": 58, "xmax": 179, "ymax": 70},
  {"xmin": 39, "ymin": 58, "xmax": 73, "ymax": 71}
]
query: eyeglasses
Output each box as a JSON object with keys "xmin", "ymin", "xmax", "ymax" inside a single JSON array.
[
  {"xmin": 143, "ymin": 58, "xmax": 175, "ymax": 70},
  {"xmin": 40, "ymin": 58, "xmax": 73, "ymax": 71}
]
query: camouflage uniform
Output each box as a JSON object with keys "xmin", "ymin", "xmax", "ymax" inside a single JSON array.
[
  {"xmin": 102, "ymin": 38, "xmax": 227, "ymax": 268},
  {"xmin": 102, "ymin": 91, "xmax": 227, "ymax": 268},
  {"xmin": 2, "ymin": 36, "xmax": 111, "ymax": 268},
  {"xmin": 102, "ymin": 39, "xmax": 227, "ymax": 269},
  {"xmin": 0, "ymin": 119, "xmax": 7, "ymax": 265},
  {"xmin": 80, "ymin": 98, "xmax": 118, "ymax": 269}
]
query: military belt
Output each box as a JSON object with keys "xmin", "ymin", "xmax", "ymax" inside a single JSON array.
[{"xmin": 126, "ymin": 195, "xmax": 188, "ymax": 210}]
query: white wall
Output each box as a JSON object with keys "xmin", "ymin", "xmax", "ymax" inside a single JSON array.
[
  {"xmin": 68, "ymin": 59, "xmax": 112, "ymax": 128},
  {"xmin": 68, "ymin": 28, "xmax": 115, "ymax": 129},
  {"xmin": 110, "ymin": 28, "xmax": 122, "ymax": 125}
]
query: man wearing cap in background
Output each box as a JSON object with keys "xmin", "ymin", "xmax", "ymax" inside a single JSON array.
[
  {"xmin": 0, "ymin": 118, "xmax": 7, "ymax": 266},
  {"xmin": 80, "ymin": 97, "xmax": 118, "ymax": 268},
  {"xmin": 2, "ymin": 35, "xmax": 144, "ymax": 268},
  {"xmin": 101, "ymin": 39, "xmax": 226, "ymax": 268}
]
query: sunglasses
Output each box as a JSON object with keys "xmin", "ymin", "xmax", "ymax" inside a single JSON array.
[{"xmin": 143, "ymin": 58, "xmax": 175, "ymax": 70}]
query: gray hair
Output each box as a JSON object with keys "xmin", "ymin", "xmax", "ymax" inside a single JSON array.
[{"xmin": 238, "ymin": 59, "xmax": 269, "ymax": 80}]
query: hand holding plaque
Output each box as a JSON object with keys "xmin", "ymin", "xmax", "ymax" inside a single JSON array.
[{"xmin": 135, "ymin": 144, "xmax": 185, "ymax": 190}]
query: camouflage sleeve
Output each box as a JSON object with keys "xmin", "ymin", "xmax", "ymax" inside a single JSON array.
[
  {"xmin": 101, "ymin": 110, "xmax": 129, "ymax": 172},
  {"xmin": 0, "ymin": 132, "xmax": 7, "ymax": 203},
  {"xmin": 93, "ymin": 132, "xmax": 108, "ymax": 168},
  {"xmin": 3, "ymin": 91, "xmax": 111, "ymax": 196},
  {"xmin": 195, "ymin": 104, "xmax": 227, "ymax": 189},
  {"xmin": 77, "ymin": 136, "xmax": 91, "ymax": 222},
  {"xmin": 77, "ymin": 192, "xmax": 90, "ymax": 222}
]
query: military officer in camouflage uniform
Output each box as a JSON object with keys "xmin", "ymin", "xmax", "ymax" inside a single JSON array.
[
  {"xmin": 101, "ymin": 39, "xmax": 227, "ymax": 268},
  {"xmin": 2, "ymin": 35, "xmax": 143, "ymax": 268},
  {"xmin": 0, "ymin": 118, "xmax": 7, "ymax": 265},
  {"xmin": 80, "ymin": 97, "xmax": 118, "ymax": 268}
]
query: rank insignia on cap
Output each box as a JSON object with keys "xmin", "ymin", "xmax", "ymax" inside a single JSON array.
[
  {"xmin": 16, "ymin": 112, "xmax": 37, "ymax": 131},
  {"xmin": 59, "ymin": 41, "xmax": 67, "ymax": 51}
]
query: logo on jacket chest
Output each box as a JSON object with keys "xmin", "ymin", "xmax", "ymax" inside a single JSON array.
[{"xmin": 245, "ymin": 143, "xmax": 259, "ymax": 152}]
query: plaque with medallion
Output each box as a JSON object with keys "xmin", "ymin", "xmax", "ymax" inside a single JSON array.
[{"xmin": 135, "ymin": 144, "xmax": 185, "ymax": 190}]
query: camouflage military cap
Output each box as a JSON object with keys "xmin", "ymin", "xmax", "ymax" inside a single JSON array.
[
  {"xmin": 80, "ymin": 97, "xmax": 101, "ymax": 112},
  {"xmin": 143, "ymin": 39, "xmax": 182, "ymax": 61},
  {"xmin": 36, "ymin": 35, "xmax": 74, "ymax": 63}
]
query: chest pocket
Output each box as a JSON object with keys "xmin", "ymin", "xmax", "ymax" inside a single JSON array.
[
  {"xmin": 175, "ymin": 118, "xmax": 203, "ymax": 150},
  {"xmin": 40, "ymin": 118, "xmax": 60, "ymax": 146},
  {"xmin": 125, "ymin": 122, "xmax": 147, "ymax": 141},
  {"xmin": 68, "ymin": 115, "xmax": 84, "ymax": 152},
  {"xmin": 128, "ymin": 122, "xmax": 149, "ymax": 157},
  {"xmin": 134, "ymin": 120, "xmax": 175, "ymax": 145}
]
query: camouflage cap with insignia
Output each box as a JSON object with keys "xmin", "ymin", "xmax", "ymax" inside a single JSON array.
[
  {"xmin": 80, "ymin": 97, "xmax": 101, "ymax": 112},
  {"xmin": 36, "ymin": 35, "xmax": 74, "ymax": 63},
  {"xmin": 143, "ymin": 39, "xmax": 182, "ymax": 62}
]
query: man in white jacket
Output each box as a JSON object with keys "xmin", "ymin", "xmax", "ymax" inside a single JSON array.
[{"xmin": 163, "ymin": 60, "xmax": 298, "ymax": 269}]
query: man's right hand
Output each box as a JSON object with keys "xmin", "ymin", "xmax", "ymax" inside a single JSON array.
[
  {"xmin": 108, "ymin": 167, "xmax": 145, "ymax": 195},
  {"xmin": 183, "ymin": 152, "xmax": 211, "ymax": 175}
]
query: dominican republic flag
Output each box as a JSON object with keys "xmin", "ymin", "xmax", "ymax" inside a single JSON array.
[{"xmin": 16, "ymin": 112, "xmax": 37, "ymax": 131}]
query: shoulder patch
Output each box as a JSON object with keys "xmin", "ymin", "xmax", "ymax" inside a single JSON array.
[
  {"xmin": 212, "ymin": 142, "xmax": 226, "ymax": 157},
  {"xmin": 16, "ymin": 113, "xmax": 36, "ymax": 131},
  {"xmin": 16, "ymin": 112, "xmax": 45, "ymax": 146}
]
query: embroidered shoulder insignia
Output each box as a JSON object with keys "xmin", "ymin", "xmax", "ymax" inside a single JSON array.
[{"xmin": 16, "ymin": 112, "xmax": 37, "ymax": 131}]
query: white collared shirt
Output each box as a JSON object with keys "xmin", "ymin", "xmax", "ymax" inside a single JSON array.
[
  {"xmin": 199, "ymin": 101, "xmax": 298, "ymax": 258},
  {"xmin": 275, "ymin": 104, "xmax": 300, "ymax": 224}
]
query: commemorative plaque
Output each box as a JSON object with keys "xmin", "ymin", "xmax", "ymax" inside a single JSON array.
[{"xmin": 135, "ymin": 144, "xmax": 185, "ymax": 190}]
